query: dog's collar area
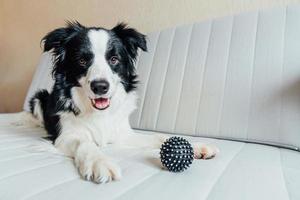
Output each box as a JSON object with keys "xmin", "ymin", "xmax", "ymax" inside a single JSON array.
[{"xmin": 90, "ymin": 97, "xmax": 110, "ymax": 110}]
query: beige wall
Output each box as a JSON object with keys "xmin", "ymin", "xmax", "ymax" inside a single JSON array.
[{"xmin": 1, "ymin": 0, "xmax": 299, "ymax": 112}]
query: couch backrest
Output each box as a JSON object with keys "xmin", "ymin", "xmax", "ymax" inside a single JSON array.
[
  {"xmin": 130, "ymin": 5, "xmax": 300, "ymax": 149},
  {"xmin": 23, "ymin": 52, "xmax": 54, "ymax": 111},
  {"xmin": 24, "ymin": 5, "xmax": 300, "ymax": 149}
]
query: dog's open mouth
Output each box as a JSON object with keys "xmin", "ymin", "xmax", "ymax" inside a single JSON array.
[{"xmin": 91, "ymin": 98, "xmax": 110, "ymax": 110}]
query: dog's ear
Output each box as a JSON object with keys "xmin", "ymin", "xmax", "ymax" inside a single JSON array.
[
  {"xmin": 112, "ymin": 23, "xmax": 147, "ymax": 59},
  {"xmin": 42, "ymin": 21, "xmax": 84, "ymax": 59}
]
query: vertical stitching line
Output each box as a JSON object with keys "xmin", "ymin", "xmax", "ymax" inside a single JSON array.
[
  {"xmin": 194, "ymin": 20, "xmax": 213, "ymax": 136},
  {"xmin": 154, "ymin": 29, "xmax": 176, "ymax": 130},
  {"xmin": 279, "ymin": 6, "xmax": 287, "ymax": 145},
  {"xmin": 173, "ymin": 24, "xmax": 194, "ymax": 133},
  {"xmin": 245, "ymin": 11, "xmax": 260, "ymax": 140},
  {"xmin": 217, "ymin": 16, "xmax": 235, "ymax": 137},
  {"xmin": 137, "ymin": 32, "xmax": 161, "ymax": 127}
]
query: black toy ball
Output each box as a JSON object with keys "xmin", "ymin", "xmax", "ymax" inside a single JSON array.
[{"xmin": 160, "ymin": 136, "xmax": 194, "ymax": 172}]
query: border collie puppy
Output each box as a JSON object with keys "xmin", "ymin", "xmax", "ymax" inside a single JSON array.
[{"xmin": 27, "ymin": 22, "xmax": 219, "ymax": 184}]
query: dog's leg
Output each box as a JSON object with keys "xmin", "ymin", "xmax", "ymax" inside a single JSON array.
[
  {"xmin": 120, "ymin": 131, "xmax": 219, "ymax": 159},
  {"xmin": 192, "ymin": 142, "xmax": 220, "ymax": 159},
  {"xmin": 14, "ymin": 89, "xmax": 50, "ymax": 127},
  {"xmin": 11, "ymin": 89, "xmax": 49, "ymax": 128},
  {"xmin": 11, "ymin": 111, "xmax": 43, "ymax": 127},
  {"xmin": 55, "ymin": 133, "xmax": 121, "ymax": 184}
]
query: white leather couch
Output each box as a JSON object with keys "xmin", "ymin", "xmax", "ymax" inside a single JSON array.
[{"xmin": 1, "ymin": 5, "xmax": 300, "ymax": 200}]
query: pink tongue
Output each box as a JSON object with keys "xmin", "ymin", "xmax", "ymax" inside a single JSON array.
[{"xmin": 94, "ymin": 98, "xmax": 110, "ymax": 109}]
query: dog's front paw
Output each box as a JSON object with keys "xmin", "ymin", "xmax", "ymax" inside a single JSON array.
[
  {"xmin": 193, "ymin": 143, "xmax": 219, "ymax": 159},
  {"xmin": 75, "ymin": 157, "xmax": 122, "ymax": 184}
]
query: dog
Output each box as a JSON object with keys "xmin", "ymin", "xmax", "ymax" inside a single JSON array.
[{"xmin": 24, "ymin": 22, "xmax": 219, "ymax": 184}]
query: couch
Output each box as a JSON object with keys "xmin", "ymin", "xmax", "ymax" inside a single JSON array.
[{"xmin": 1, "ymin": 5, "xmax": 300, "ymax": 200}]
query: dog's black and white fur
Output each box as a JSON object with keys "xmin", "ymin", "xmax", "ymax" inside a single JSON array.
[{"xmin": 24, "ymin": 22, "xmax": 218, "ymax": 184}]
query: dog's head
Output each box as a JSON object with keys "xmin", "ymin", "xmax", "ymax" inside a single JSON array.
[{"xmin": 43, "ymin": 21, "xmax": 147, "ymax": 111}]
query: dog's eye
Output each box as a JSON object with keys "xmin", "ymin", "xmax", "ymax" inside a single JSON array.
[
  {"xmin": 109, "ymin": 56, "xmax": 119, "ymax": 65},
  {"xmin": 79, "ymin": 59, "xmax": 87, "ymax": 66}
]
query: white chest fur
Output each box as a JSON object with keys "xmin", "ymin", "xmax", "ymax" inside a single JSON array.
[{"xmin": 55, "ymin": 84, "xmax": 137, "ymax": 151}]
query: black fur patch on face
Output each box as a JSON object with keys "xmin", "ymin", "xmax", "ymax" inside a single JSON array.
[
  {"xmin": 29, "ymin": 21, "xmax": 147, "ymax": 141},
  {"xmin": 43, "ymin": 22, "xmax": 92, "ymax": 87},
  {"xmin": 106, "ymin": 23, "xmax": 147, "ymax": 92}
]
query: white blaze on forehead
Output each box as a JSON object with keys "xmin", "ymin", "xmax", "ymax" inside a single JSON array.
[
  {"xmin": 88, "ymin": 29, "xmax": 109, "ymax": 55},
  {"xmin": 87, "ymin": 29, "xmax": 111, "ymax": 82}
]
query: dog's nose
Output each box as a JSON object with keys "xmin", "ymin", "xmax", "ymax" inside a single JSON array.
[{"xmin": 90, "ymin": 80, "xmax": 110, "ymax": 95}]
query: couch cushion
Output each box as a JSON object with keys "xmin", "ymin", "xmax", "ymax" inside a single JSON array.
[
  {"xmin": 1, "ymin": 113, "xmax": 299, "ymax": 200},
  {"xmin": 130, "ymin": 5, "xmax": 300, "ymax": 149}
]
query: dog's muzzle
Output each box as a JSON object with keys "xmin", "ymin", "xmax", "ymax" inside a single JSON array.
[
  {"xmin": 90, "ymin": 79, "xmax": 110, "ymax": 95},
  {"xmin": 90, "ymin": 79, "xmax": 110, "ymax": 110}
]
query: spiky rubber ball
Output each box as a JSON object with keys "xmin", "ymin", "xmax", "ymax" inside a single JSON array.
[{"xmin": 160, "ymin": 136, "xmax": 194, "ymax": 172}]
